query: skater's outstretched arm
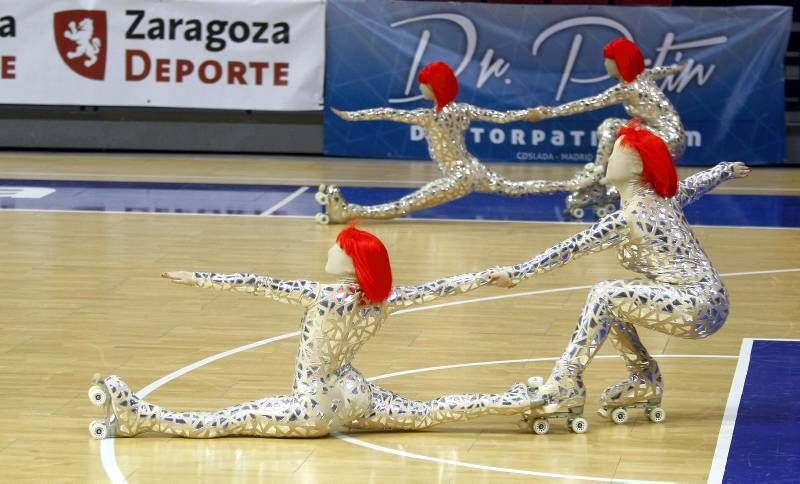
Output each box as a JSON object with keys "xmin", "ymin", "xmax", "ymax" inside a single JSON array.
[
  {"xmin": 162, "ymin": 271, "xmax": 319, "ymax": 307},
  {"xmin": 464, "ymin": 104, "xmax": 538, "ymax": 124},
  {"xmin": 499, "ymin": 211, "xmax": 628, "ymax": 285},
  {"xmin": 332, "ymin": 107, "xmax": 431, "ymax": 125},
  {"xmin": 674, "ymin": 161, "xmax": 750, "ymax": 208},
  {"xmin": 648, "ymin": 64, "xmax": 685, "ymax": 80},
  {"xmin": 387, "ymin": 269, "xmax": 495, "ymax": 312},
  {"xmin": 540, "ymin": 85, "xmax": 627, "ymax": 119}
]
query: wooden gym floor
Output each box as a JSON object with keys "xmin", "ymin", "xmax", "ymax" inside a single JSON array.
[{"xmin": 0, "ymin": 153, "xmax": 798, "ymax": 482}]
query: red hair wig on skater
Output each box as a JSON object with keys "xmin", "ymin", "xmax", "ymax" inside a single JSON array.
[
  {"xmin": 418, "ymin": 61, "xmax": 458, "ymax": 111},
  {"xmin": 336, "ymin": 224, "xmax": 393, "ymax": 303},
  {"xmin": 618, "ymin": 120, "xmax": 678, "ymax": 198},
  {"xmin": 603, "ymin": 38, "xmax": 645, "ymax": 83}
]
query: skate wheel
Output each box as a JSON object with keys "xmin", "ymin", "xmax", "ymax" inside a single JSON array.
[
  {"xmin": 89, "ymin": 420, "xmax": 109, "ymax": 440},
  {"xmin": 568, "ymin": 416, "xmax": 588, "ymax": 434},
  {"xmin": 527, "ymin": 376, "xmax": 544, "ymax": 390},
  {"xmin": 315, "ymin": 190, "xmax": 328, "ymax": 205},
  {"xmin": 596, "ymin": 203, "xmax": 616, "ymax": 218},
  {"xmin": 532, "ymin": 418, "xmax": 550, "ymax": 435},
  {"xmin": 584, "ymin": 162, "xmax": 596, "ymax": 171},
  {"xmin": 570, "ymin": 207, "xmax": 585, "ymax": 219},
  {"xmin": 646, "ymin": 406, "xmax": 666, "ymax": 423},
  {"xmin": 88, "ymin": 385, "xmax": 107, "ymax": 406},
  {"xmin": 610, "ymin": 407, "xmax": 628, "ymax": 425},
  {"xmin": 315, "ymin": 213, "xmax": 330, "ymax": 225}
]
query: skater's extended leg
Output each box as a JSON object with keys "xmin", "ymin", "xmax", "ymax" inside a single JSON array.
[
  {"xmin": 94, "ymin": 375, "xmax": 333, "ymax": 438},
  {"xmin": 349, "ymin": 379, "xmax": 531, "ymax": 431},
  {"xmin": 317, "ymin": 174, "xmax": 473, "ymax": 223},
  {"xmin": 478, "ymin": 169, "xmax": 595, "ymax": 196}
]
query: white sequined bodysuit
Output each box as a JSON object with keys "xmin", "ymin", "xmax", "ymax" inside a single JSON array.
[
  {"xmin": 319, "ymin": 103, "xmax": 591, "ymax": 223},
  {"xmin": 506, "ymin": 162, "xmax": 736, "ymax": 411},
  {"xmin": 545, "ymin": 65, "xmax": 686, "ymax": 160},
  {"xmin": 543, "ymin": 65, "xmax": 685, "ymax": 216},
  {"xmin": 95, "ymin": 270, "xmax": 531, "ymax": 438}
]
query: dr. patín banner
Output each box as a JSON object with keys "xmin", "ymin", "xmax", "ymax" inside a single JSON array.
[
  {"xmin": 0, "ymin": 0, "xmax": 324, "ymax": 110},
  {"xmin": 325, "ymin": 1, "xmax": 792, "ymax": 165}
]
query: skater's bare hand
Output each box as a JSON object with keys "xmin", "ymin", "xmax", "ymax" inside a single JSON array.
[
  {"xmin": 526, "ymin": 107, "xmax": 547, "ymax": 122},
  {"xmin": 730, "ymin": 161, "xmax": 751, "ymax": 178},
  {"xmin": 161, "ymin": 271, "xmax": 194, "ymax": 285},
  {"xmin": 489, "ymin": 266, "xmax": 517, "ymax": 288}
]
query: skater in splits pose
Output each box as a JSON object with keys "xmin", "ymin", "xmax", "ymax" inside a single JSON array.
[
  {"xmin": 534, "ymin": 38, "xmax": 685, "ymax": 219},
  {"xmin": 493, "ymin": 122, "xmax": 749, "ymax": 434},
  {"xmin": 87, "ymin": 225, "xmax": 532, "ymax": 439},
  {"xmin": 316, "ymin": 61, "xmax": 594, "ymax": 224}
]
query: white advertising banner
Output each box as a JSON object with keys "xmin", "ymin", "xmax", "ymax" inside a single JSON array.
[{"xmin": 0, "ymin": 0, "xmax": 325, "ymax": 110}]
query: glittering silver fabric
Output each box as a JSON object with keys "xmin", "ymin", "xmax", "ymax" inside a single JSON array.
[
  {"xmin": 508, "ymin": 162, "xmax": 736, "ymax": 418},
  {"xmin": 544, "ymin": 65, "xmax": 686, "ymax": 216},
  {"xmin": 89, "ymin": 271, "xmax": 531, "ymax": 438},
  {"xmin": 318, "ymin": 103, "xmax": 592, "ymax": 223}
]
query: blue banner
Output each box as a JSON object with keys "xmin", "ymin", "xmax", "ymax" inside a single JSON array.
[{"xmin": 324, "ymin": 1, "xmax": 792, "ymax": 165}]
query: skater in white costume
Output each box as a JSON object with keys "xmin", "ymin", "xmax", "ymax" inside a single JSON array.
[
  {"xmin": 534, "ymin": 38, "xmax": 685, "ymax": 219},
  {"xmin": 316, "ymin": 61, "xmax": 594, "ymax": 224},
  {"xmin": 87, "ymin": 225, "xmax": 532, "ymax": 439},
  {"xmin": 494, "ymin": 122, "xmax": 749, "ymax": 434}
]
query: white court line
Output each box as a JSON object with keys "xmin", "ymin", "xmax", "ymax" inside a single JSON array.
[
  {"xmin": 100, "ymin": 440, "xmax": 127, "ymax": 484},
  {"xmin": 707, "ymin": 338, "xmax": 753, "ymax": 484},
  {"xmin": 333, "ymin": 433, "xmax": 667, "ymax": 483},
  {"xmin": 259, "ymin": 186, "xmax": 309, "ymax": 216},
  {"xmin": 99, "ymin": 267, "xmax": 798, "ymax": 482},
  {"xmin": 138, "ymin": 332, "xmax": 300, "ymax": 398},
  {"xmin": 367, "ymin": 354, "xmax": 738, "ymax": 382}
]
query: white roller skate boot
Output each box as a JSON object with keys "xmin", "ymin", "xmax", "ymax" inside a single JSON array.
[
  {"xmin": 315, "ymin": 184, "xmax": 351, "ymax": 225},
  {"xmin": 87, "ymin": 373, "xmax": 117, "ymax": 439},
  {"xmin": 523, "ymin": 375, "xmax": 589, "ymax": 435},
  {"xmin": 88, "ymin": 374, "xmax": 153, "ymax": 439},
  {"xmin": 598, "ymin": 363, "xmax": 665, "ymax": 424}
]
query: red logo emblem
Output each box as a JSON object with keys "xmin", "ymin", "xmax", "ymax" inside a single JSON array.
[{"xmin": 53, "ymin": 10, "xmax": 107, "ymax": 80}]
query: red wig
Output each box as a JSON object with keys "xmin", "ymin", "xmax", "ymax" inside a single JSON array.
[
  {"xmin": 603, "ymin": 38, "xmax": 645, "ymax": 83},
  {"xmin": 336, "ymin": 224, "xmax": 393, "ymax": 303},
  {"xmin": 617, "ymin": 121, "xmax": 677, "ymax": 198},
  {"xmin": 418, "ymin": 61, "xmax": 458, "ymax": 111}
]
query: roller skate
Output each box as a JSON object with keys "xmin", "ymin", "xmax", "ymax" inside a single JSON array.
[
  {"xmin": 598, "ymin": 364, "xmax": 665, "ymax": 425},
  {"xmin": 315, "ymin": 184, "xmax": 351, "ymax": 225},
  {"xmin": 522, "ymin": 376, "xmax": 589, "ymax": 435},
  {"xmin": 87, "ymin": 374, "xmax": 117, "ymax": 439},
  {"xmin": 564, "ymin": 163, "xmax": 618, "ymax": 219},
  {"xmin": 87, "ymin": 374, "xmax": 147, "ymax": 439}
]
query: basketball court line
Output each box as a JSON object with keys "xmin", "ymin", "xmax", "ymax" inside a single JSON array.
[
  {"xmin": 260, "ymin": 186, "xmax": 310, "ymax": 215},
  {"xmin": 707, "ymin": 338, "xmax": 753, "ymax": 484},
  {"xmin": 95, "ymin": 267, "xmax": 799, "ymax": 483}
]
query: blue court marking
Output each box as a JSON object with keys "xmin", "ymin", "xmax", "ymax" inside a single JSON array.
[
  {"xmin": 711, "ymin": 339, "xmax": 800, "ymax": 483},
  {"xmin": 0, "ymin": 179, "xmax": 302, "ymax": 215},
  {"xmin": 1, "ymin": 179, "xmax": 800, "ymax": 228}
]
